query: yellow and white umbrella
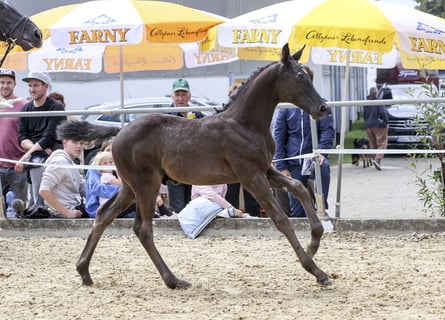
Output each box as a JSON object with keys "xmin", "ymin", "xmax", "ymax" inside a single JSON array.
[
  {"xmin": 202, "ymin": 0, "xmax": 445, "ymax": 69},
  {"xmin": 3, "ymin": 0, "xmax": 234, "ymax": 72},
  {"xmin": 2, "ymin": 0, "xmax": 234, "ymax": 106}
]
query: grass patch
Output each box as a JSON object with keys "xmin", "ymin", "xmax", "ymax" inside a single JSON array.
[{"xmin": 329, "ymin": 115, "xmax": 367, "ymax": 166}]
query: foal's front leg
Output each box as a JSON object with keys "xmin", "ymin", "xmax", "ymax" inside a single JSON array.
[
  {"xmin": 267, "ymin": 166, "xmax": 325, "ymax": 257},
  {"xmin": 243, "ymin": 173, "xmax": 331, "ymax": 286},
  {"xmin": 133, "ymin": 187, "xmax": 191, "ymax": 289}
]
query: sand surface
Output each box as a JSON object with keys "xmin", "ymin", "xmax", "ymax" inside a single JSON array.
[{"xmin": 1, "ymin": 232, "xmax": 444, "ymax": 320}]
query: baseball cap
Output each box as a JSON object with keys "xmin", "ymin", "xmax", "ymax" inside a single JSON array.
[
  {"xmin": 172, "ymin": 78, "xmax": 190, "ymax": 92},
  {"xmin": 22, "ymin": 71, "xmax": 52, "ymax": 86},
  {"xmin": 0, "ymin": 68, "xmax": 16, "ymax": 81}
]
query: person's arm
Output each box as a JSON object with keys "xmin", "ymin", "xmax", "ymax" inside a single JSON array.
[
  {"xmin": 39, "ymin": 160, "xmax": 82, "ymax": 218},
  {"xmin": 88, "ymin": 170, "xmax": 120, "ymax": 198},
  {"xmin": 379, "ymin": 106, "xmax": 389, "ymax": 125},
  {"xmin": 39, "ymin": 189, "xmax": 82, "ymax": 218},
  {"xmin": 193, "ymin": 185, "xmax": 235, "ymax": 209},
  {"xmin": 317, "ymin": 109, "xmax": 335, "ymax": 150}
]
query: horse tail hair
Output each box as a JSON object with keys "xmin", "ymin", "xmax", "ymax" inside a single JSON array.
[{"xmin": 56, "ymin": 120, "xmax": 120, "ymax": 146}]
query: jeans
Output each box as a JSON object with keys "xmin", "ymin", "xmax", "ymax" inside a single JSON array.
[
  {"xmin": 225, "ymin": 183, "xmax": 262, "ymax": 217},
  {"xmin": 28, "ymin": 166, "xmax": 45, "ymax": 206},
  {"xmin": 0, "ymin": 167, "xmax": 28, "ymax": 202},
  {"xmin": 167, "ymin": 181, "xmax": 191, "ymax": 213},
  {"xmin": 288, "ymin": 160, "xmax": 330, "ymax": 218}
]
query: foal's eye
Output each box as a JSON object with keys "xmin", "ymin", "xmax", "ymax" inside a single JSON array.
[{"xmin": 295, "ymin": 72, "xmax": 303, "ymax": 82}]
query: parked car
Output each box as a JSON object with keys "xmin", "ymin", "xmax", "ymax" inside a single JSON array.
[
  {"xmin": 378, "ymin": 83, "xmax": 436, "ymax": 149},
  {"xmin": 80, "ymin": 96, "xmax": 221, "ymax": 127}
]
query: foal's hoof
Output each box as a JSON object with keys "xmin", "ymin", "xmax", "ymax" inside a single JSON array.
[
  {"xmin": 317, "ymin": 276, "xmax": 333, "ymax": 286},
  {"xmin": 81, "ymin": 276, "xmax": 94, "ymax": 286},
  {"xmin": 169, "ymin": 279, "xmax": 192, "ymax": 290}
]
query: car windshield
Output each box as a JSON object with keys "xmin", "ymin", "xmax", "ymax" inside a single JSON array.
[{"xmin": 390, "ymin": 86, "xmax": 434, "ymax": 100}]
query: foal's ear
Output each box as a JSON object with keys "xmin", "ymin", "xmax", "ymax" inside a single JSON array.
[
  {"xmin": 280, "ymin": 43, "xmax": 291, "ymax": 64},
  {"xmin": 292, "ymin": 45, "xmax": 306, "ymax": 62}
]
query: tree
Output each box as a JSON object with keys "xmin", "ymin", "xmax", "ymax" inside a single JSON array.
[{"xmin": 414, "ymin": 0, "xmax": 445, "ymax": 19}]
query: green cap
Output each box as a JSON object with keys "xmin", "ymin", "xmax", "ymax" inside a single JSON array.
[{"xmin": 172, "ymin": 78, "xmax": 190, "ymax": 92}]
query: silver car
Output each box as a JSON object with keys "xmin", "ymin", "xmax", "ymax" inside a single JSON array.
[{"xmin": 80, "ymin": 96, "xmax": 221, "ymax": 127}]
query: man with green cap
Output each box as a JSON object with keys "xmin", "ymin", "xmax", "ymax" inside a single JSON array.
[{"xmin": 167, "ymin": 78, "xmax": 205, "ymax": 212}]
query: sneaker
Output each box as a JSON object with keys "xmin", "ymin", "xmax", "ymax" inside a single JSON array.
[{"xmin": 372, "ymin": 159, "xmax": 382, "ymax": 171}]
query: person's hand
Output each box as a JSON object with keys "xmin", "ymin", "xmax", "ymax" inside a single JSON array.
[
  {"xmin": 280, "ymin": 169, "xmax": 291, "ymax": 177},
  {"xmin": 15, "ymin": 161, "xmax": 24, "ymax": 173},
  {"xmin": 318, "ymin": 154, "xmax": 326, "ymax": 165},
  {"xmin": 65, "ymin": 209, "xmax": 82, "ymax": 218},
  {"xmin": 155, "ymin": 195, "xmax": 164, "ymax": 207}
]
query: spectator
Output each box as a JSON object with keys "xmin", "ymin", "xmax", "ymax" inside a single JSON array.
[
  {"xmin": 166, "ymin": 78, "xmax": 205, "ymax": 212},
  {"xmin": 93, "ymin": 151, "xmax": 121, "ymax": 207},
  {"xmin": 39, "ymin": 121, "xmax": 87, "ymax": 218},
  {"xmin": 86, "ymin": 150, "xmax": 127, "ymax": 218},
  {"xmin": 0, "ymin": 68, "xmax": 28, "ymax": 203},
  {"xmin": 17, "ymin": 71, "xmax": 66, "ymax": 207},
  {"xmin": 224, "ymin": 83, "xmax": 262, "ymax": 217},
  {"xmin": 84, "ymin": 138, "xmax": 113, "ymax": 171},
  {"xmin": 273, "ymin": 107, "xmax": 335, "ymax": 217},
  {"xmin": 364, "ymin": 87, "xmax": 390, "ymax": 171},
  {"xmin": 178, "ymin": 184, "xmax": 248, "ymax": 239},
  {"xmin": 85, "ymin": 150, "xmax": 171, "ymax": 218},
  {"xmin": 49, "ymin": 91, "xmax": 78, "ymax": 121},
  {"xmin": 367, "ymin": 86, "xmax": 378, "ymax": 100}
]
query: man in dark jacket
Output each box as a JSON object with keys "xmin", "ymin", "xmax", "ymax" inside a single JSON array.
[
  {"xmin": 16, "ymin": 71, "xmax": 66, "ymax": 206},
  {"xmin": 273, "ymin": 107, "xmax": 335, "ymax": 217},
  {"xmin": 166, "ymin": 78, "xmax": 205, "ymax": 213}
]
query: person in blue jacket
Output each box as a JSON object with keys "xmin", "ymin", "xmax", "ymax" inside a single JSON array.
[{"xmin": 273, "ymin": 107, "xmax": 335, "ymax": 217}]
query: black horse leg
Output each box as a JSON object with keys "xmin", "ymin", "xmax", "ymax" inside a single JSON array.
[
  {"xmin": 267, "ymin": 166, "xmax": 324, "ymax": 257},
  {"xmin": 243, "ymin": 173, "xmax": 331, "ymax": 286},
  {"xmin": 76, "ymin": 186, "xmax": 133, "ymax": 286},
  {"xmin": 132, "ymin": 183, "xmax": 191, "ymax": 289}
]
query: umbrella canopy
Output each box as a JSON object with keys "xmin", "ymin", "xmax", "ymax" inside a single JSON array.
[
  {"xmin": 3, "ymin": 0, "xmax": 234, "ymax": 72},
  {"xmin": 2, "ymin": 38, "xmax": 238, "ymax": 72},
  {"xmin": 202, "ymin": 0, "xmax": 445, "ymax": 69},
  {"xmin": 33, "ymin": 0, "xmax": 223, "ymax": 46}
]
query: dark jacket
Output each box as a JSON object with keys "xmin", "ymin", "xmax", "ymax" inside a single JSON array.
[
  {"xmin": 18, "ymin": 97, "xmax": 66, "ymax": 150},
  {"xmin": 167, "ymin": 103, "xmax": 205, "ymax": 119},
  {"xmin": 273, "ymin": 108, "xmax": 335, "ymax": 170},
  {"xmin": 363, "ymin": 105, "xmax": 389, "ymax": 129}
]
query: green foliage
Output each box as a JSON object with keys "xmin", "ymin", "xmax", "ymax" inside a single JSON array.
[
  {"xmin": 414, "ymin": 0, "xmax": 445, "ymax": 19},
  {"xmin": 411, "ymin": 85, "xmax": 445, "ymax": 216}
]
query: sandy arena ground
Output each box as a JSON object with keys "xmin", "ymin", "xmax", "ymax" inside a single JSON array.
[{"xmin": 1, "ymin": 232, "xmax": 444, "ymax": 320}]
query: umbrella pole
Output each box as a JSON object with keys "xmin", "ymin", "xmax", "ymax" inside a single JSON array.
[
  {"xmin": 335, "ymin": 51, "xmax": 351, "ymax": 218},
  {"xmin": 310, "ymin": 119, "xmax": 326, "ymax": 216},
  {"xmin": 119, "ymin": 45, "xmax": 125, "ymax": 127}
]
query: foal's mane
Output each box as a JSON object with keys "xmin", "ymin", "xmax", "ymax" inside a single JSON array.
[{"xmin": 221, "ymin": 61, "xmax": 278, "ymax": 112}]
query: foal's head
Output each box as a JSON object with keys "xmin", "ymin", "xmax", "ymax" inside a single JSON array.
[
  {"xmin": 0, "ymin": 0, "xmax": 42, "ymax": 51},
  {"xmin": 277, "ymin": 44, "xmax": 328, "ymax": 120}
]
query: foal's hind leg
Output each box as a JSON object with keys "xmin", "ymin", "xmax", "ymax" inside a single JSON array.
[
  {"xmin": 242, "ymin": 172, "xmax": 331, "ymax": 286},
  {"xmin": 132, "ymin": 179, "xmax": 191, "ymax": 289},
  {"xmin": 77, "ymin": 184, "xmax": 134, "ymax": 286},
  {"xmin": 267, "ymin": 166, "xmax": 324, "ymax": 257}
]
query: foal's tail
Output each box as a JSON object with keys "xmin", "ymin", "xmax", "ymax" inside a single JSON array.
[{"xmin": 56, "ymin": 120, "xmax": 120, "ymax": 145}]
